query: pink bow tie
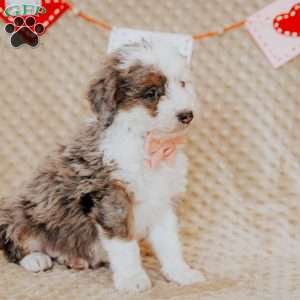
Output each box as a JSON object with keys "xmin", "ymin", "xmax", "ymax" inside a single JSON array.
[{"xmin": 144, "ymin": 132, "xmax": 186, "ymax": 169}]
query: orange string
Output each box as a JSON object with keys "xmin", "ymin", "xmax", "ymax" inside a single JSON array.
[
  {"xmin": 71, "ymin": 5, "xmax": 245, "ymax": 41},
  {"xmin": 193, "ymin": 20, "xmax": 246, "ymax": 41},
  {"xmin": 68, "ymin": 2, "xmax": 112, "ymax": 32},
  {"xmin": 77, "ymin": 11, "xmax": 112, "ymax": 31},
  {"xmin": 224, "ymin": 20, "xmax": 246, "ymax": 32}
]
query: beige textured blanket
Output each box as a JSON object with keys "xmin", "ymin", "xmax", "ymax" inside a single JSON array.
[{"xmin": 0, "ymin": 0, "xmax": 300, "ymax": 299}]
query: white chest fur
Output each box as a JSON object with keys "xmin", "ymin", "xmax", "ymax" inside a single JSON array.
[{"xmin": 99, "ymin": 117, "xmax": 188, "ymax": 239}]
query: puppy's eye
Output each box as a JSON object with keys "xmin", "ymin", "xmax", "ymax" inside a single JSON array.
[{"xmin": 143, "ymin": 87, "xmax": 159, "ymax": 101}]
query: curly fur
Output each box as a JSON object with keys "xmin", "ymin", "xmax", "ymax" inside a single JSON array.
[
  {"xmin": 0, "ymin": 41, "xmax": 203, "ymax": 291},
  {"xmin": 0, "ymin": 120, "xmax": 133, "ymax": 267}
]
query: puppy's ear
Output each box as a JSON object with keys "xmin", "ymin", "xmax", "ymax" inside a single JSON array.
[{"xmin": 87, "ymin": 55, "xmax": 124, "ymax": 127}]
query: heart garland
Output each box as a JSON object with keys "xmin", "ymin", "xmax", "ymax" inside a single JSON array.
[
  {"xmin": 273, "ymin": 3, "xmax": 300, "ymax": 37},
  {"xmin": 0, "ymin": 0, "xmax": 70, "ymax": 33}
]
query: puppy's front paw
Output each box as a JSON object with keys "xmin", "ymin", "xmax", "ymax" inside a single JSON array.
[
  {"xmin": 162, "ymin": 264, "xmax": 205, "ymax": 285},
  {"xmin": 114, "ymin": 270, "xmax": 152, "ymax": 293},
  {"xmin": 20, "ymin": 252, "xmax": 53, "ymax": 272}
]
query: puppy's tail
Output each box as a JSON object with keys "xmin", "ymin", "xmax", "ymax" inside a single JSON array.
[
  {"xmin": 0, "ymin": 224, "xmax": 8, "ymax": 250},
  {"xmin": 0, "ymin": 205, "xmax": 11, "ymax": 250},
  {"xmin": 0, "ymin": 207, "xmax": 25, "ymax": 263}
]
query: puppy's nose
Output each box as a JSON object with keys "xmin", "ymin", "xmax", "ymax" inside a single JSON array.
[{"xmin": 177, "ymin": 111, "xmax": 194, "ymax": 124}]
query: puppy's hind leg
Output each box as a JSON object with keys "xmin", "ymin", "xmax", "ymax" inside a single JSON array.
[
  {"xmin": 0, "ymin": 207, "xmax": 53, "ymax": 272},
  {"xmin": 18, "ymin": 236, "xmax": 53, "ymax": 272},
  {"xmin": 1, "ymin": 226, "xmax": 53, "ymax": 272}
]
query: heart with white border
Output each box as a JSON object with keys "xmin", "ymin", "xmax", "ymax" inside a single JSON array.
[{"xmin": 273, "ymin": 2, "xmax": 300, "ymax": 37}]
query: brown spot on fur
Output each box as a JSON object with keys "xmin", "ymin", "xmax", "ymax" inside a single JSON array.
[
  {"xmin": 118, "ymin": 65, "xmax": 167, "ymax": 117},
  {"xmin": 91, "ymin": 180, "xmax": 135, "ymax": 240},
  {"xmin": 87, "ymin": 52, "xmax": 167, "ymax": 124},
  {"xmin": 111, "ymin": 180, "xmax": 135, "ymax": 240},
  {"xmin": 140, "ymin": 240, "xmax": 154, "ymax": 257}
]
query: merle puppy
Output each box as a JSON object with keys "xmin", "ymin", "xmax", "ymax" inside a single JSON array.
[{"xmin": 0, "ymin": 41, "xmax": 204, "ymax": 292}]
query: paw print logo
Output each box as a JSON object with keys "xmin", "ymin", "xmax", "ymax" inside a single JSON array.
[{"xmin": 5, "ymin": 16, "xmax": 45, "ymax": 48}]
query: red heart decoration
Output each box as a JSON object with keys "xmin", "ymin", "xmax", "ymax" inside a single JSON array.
[
  {"xmin": 0, "ymin": 0, "xmax": 70, "ymax": 33},
  {"xmin": 273, "ymin": 3, "xmax": 300, "ymax": 37}
]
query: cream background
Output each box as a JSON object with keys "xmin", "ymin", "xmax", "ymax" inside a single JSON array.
[{"xmin": 0, "ymin": 0, "xmax": 300, "ymax": 299}]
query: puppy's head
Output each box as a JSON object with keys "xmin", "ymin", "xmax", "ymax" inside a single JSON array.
[{"xmin": 88, "ymin": 41, "xmax": 198, "ymax": 135}]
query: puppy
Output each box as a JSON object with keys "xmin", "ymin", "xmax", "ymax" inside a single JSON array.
[{"xmin": 0, "ymin": 41, "xmax": 204, "ymax": 292}]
